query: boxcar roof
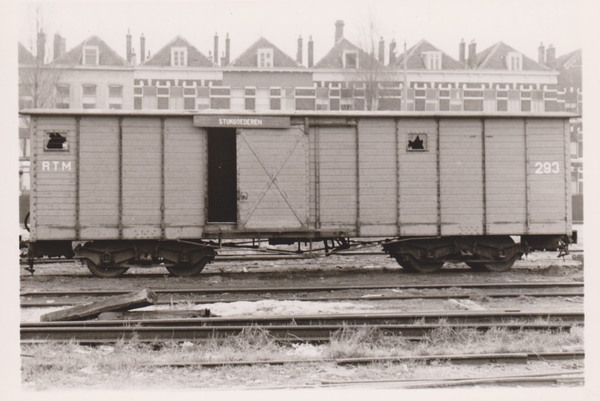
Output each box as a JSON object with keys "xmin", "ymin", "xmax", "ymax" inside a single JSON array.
[{"xmin": 20, "ymin": 108, "xmax": 579, "ymax": 119}]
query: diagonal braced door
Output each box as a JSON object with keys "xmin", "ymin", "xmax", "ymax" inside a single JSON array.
[{"xmin": 237, "ymin": 127, "xmax": 308, "ymax": 230}]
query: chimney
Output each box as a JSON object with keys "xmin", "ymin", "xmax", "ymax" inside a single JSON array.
[
  {"xmin": 140, "ymin": 33, "xmax": 146, "ymax": 63},
  {"xmin": 220, "ymin": 52, "xmax": 226, "ymax": 67},
  {"xmin": 53, "ymin": 33, "xmax": 61, "ymax": 60},
  {"xmin": 126, "ymin": 29, "xmax": 132, "ymax": 63},
  {"xmin": 308, "ymin": 35, "xmax": 314, "ymax": 67},
  {"xmin": 37, "ymin": 30, "xmax": 46, "ymax": 63},
  {"xmin": 131, "ymin": 48, "xmax": 137, "ymax": 66},
  {"xmin": 537, "ymin": 42, "xmax": 545, "ymax": 65},
  {"xmin": 468, "ymin": 40, "xmax": 476, "ymax": 68},
  {"xmin": 297, "ymin": 35, "xmax": 303, "ymax": 65},
  {"xmin": 389, "ymin": 39, "xmax": 396, "ymax": 65},
  {"xmin": 214, "ymin": 32, "xmax": 219, "ymax": 65},
  {"xmin": 459, "ymin": 38, "xmax": 466, "ymax": 64},
  {"xmin": 225, "ymin": 33, "xmax": 230, "ymax": 65},
  {"xmin": 546, "ymin": 44, "xmax": 556, "ymax": 69},
  {"xmin": 59, "ymin": 37, "xmax": 66, "ymax": 58},
  {"xmin": 378, "ymin": 37, "xmax": 385, "ymax": 63},
  {"xmin": 335, "ymin": 20, "xmax": 344, "ymax": 43}
]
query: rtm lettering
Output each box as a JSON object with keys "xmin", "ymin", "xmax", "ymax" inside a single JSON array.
[{"xmin": 42, "ymin": 161, "xmax": 72, "ymax": 171}]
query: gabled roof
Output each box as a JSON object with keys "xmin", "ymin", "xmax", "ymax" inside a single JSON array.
[
  {"xmin": 18, "ymin": 42, "xmax": 38, "ymax": 65},
  {"xmin": 228, "ymin": 37, "xmax": 301, "ymax": 68},
  {"xmin": 556, "ymin": 49, "xmax": 582, "ymax": 70},
  {"xmin": 314, "ymin": 37, "xmax": 381, "ymax": 69},
  {"xmin": 51, "ymin": 35, "xmax": 129, "ymax": 67},
  {"xmin": 474, "ymin": 41, "xmax": 549, "ymax": 71},
  {"xmin": 142, "ymin": 36, "xmax": 214, "ymax": 67},
  {"xmin": 392, "ymin": 39, "xmax": 465, "ymax": 70}
]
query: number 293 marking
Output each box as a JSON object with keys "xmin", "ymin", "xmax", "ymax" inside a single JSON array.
[{"xmin": 534, "ymin": 161, "xmax": 560, "ymax": 174}]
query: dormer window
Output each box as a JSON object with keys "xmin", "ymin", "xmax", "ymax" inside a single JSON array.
[
  {"xmin": 343, "ymin": 50, "xmax": 358, "ymax": 69},
  {"xmin": 423, "ymin": 51, "xmax": 442, "ymax": 70},
  {"xmin": 506, "ymin": 52, "xmax": 522, "ymax": 71},
  {"xmin": 171, "ymin": 47, "xmax": 187, "ymax": 67},
  {"xmin": 258, "ymin": 48, "xmax": 273, "ymax": 67},
  {"xmin": 82, "ymin": 46, "xmax": 99, "ymax": 65}
]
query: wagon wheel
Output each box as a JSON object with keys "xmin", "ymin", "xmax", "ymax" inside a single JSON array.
[
  {"xmin": 395, "ymin": 254, "xmax": 444, "ymax": 274},
  {"xmin": 166, "ymin": 258, "xmax": 210, "ymax": 277},
  {"xmin": 394, "ymin": 256, "xmax": 418, "ymax": 272},
  {"xmin": 466, "ymin": 236, "xmax": 519, "ymax": 273},
  {"xmin": 84, "ymin": 259, "xmax": 129, "ymax": 278},
  {"xmin": 466, "ymin": 254, "xmax": 519, "ymax": 273}
]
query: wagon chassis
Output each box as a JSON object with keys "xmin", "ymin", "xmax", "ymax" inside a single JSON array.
[{"xmin": 23, "ymin": 232, "xmax": 571, "ymax": 277}]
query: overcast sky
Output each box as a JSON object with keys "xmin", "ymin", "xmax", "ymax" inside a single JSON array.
[{"xmin": 18, "ymin": 0, "xmax": 584, "ymax": 65}]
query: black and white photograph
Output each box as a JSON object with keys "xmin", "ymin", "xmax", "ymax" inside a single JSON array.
[{"xmin": 4, "ymin": 0, "xmax": 597, "ymax": 396}]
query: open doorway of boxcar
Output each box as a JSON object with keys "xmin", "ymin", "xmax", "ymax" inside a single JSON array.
[{"xmin": 207, "ymin": 128, "xmax": 237, "ymax": 222}]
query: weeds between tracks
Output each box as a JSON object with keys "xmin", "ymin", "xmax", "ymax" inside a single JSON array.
[{"xmin": 22, "ymin": 320, "xmax": 584, "ymax": 389}]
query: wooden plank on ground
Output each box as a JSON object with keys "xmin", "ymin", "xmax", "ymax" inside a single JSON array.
[{"xmin": 40, "ymin": 289, "xmax": 157, "ymax": 322}]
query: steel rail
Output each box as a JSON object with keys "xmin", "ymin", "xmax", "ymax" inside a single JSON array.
[
  {"xmin": 20, "ymin": 289, "xmax": 584, "ymax": 308},
  {"xmin": 21, "ymin": 311, "xmax": 584, "ymax": 328},
  {"xmin": 320, "ymin": 371, "xmax": 585, "ymax": 388},
  {"xmin": 20, "ymin": 322, "xmax": 579, "ymax": 343},
  {"xmin": 20, "ymin": 280, "xmax": 584, "ymax": 297},
  {"xmin": 138, "ymin": 351, "xmax": 584, "ymax": 368}
]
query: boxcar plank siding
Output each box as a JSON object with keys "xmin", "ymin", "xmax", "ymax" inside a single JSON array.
[
  {"xmin": 316, "ymin": 126, "xmax": 358, "ymax": 229},
  {"xmin": 28, "ymin": 113, "xmax": 572, "ymax": 246},
  {"xmin": 33, "ymin": 116, "xmax": 78, "ymax": 240},
  {"xmin": 439, "ymin": 119, "xmax": 484, "ymax": 236},
  {"xmin": 526, "ymin": 119, "xmax": 568, "ymax": 234},
  {"xmin": 398, "ymin": 118, "xmax": 438, "ymax": 236},
  {"xmin": 120, "ymin": 118, "xmax": 162, "ymax": 238},
  {"xmin": 78, "ymin": 117, "xmax": 120, "ymax": 238},
  {"xmin": 238, "ymin": 127, "xmax": 308, "ymax": 230},
  {"xmin": 163, "ymin": 118, "xmax": 206, "ymax": 237}
]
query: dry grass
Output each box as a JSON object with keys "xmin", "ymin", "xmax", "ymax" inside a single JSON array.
[{"xmin": 21, "ymin": 321, "xmax": 584, "ymax": 390}]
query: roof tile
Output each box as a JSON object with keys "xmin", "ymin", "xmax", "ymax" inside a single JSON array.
[
  {"xmin": 228, "ymin": 37, "xmax": 301, "ymax": 68},
  {"xmin": 393, "ymin": 40, "xmax": 465, "ymax": 70},
  {"xmin": 142, "ymin": 36, "xmax": 214, "ymax": 67},
  {"xmin": 52, "ymin": 36, "xmax": 129, "ymax": 67},
  {"xmin": 475, "ymin": 42, "xmax": 549, "ymax": 71},
  {"xmin": 314, "ymin": 38, "xmax": 381, "ymax": 69}
]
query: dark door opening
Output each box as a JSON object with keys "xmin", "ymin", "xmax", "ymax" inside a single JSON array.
[{"xmin": 207, "ymin": 128, "xmax": 237, "ymax": 223}]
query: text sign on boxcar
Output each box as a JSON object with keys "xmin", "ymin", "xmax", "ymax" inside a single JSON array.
[{"xmin": 194, "ymin": 115, "xmax": 290, "ymax": 129}]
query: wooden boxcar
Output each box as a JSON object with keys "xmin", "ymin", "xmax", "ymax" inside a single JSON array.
[{"xmin": 22, "ymin": 109, "xmax": 574, "ymax": 277}]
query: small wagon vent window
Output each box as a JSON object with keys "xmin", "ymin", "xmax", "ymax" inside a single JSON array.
[
  {"xmin": 45, "ymin": 132, "xmax": 68, "ymax": 151},
  {"xmin": 407, "ymin": 133, "xmax": 427, "ymax": 151}
]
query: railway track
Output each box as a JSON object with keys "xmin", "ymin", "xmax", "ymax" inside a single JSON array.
[
  {"xmin": 140, "ymin": 351, "xmax": 584, "ymax": 368},
  {"xmin": 20, "ymin": 281, "xmax": 584, "ymax": 308},
  {"xmin": 21, "ymin": 310, "xmax": 583, "ymax": 343},
  {"xmin": 319, "ymin": 370, "xmax": 585, "ymax": 389}
]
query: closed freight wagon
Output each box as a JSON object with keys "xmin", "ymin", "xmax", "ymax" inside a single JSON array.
[{"xmin": 22, "ymin": 109, "xmax": 574, "ymax": 277}]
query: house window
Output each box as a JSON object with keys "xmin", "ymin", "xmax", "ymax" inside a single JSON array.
[
  {"xmin": 343, "ymin": 51, "xmax": 358, "ymax": 68},
  {"xmin": 184, "ymin": 87, "xmax": 196, "ymax": 110},
  {"xmin": 55, "ymin": 84, "xmax": 70, "ymax": 109},
  {"xmin": 258, "ymin": 48, "xmax": 273, "ymax": 67},
  {"xmin": 108, "ymin": 85, "xmax": 123, "ymax": 109},
  {"xmin": 506, "ymin": 52, "xmax": 522, "ymax": 71},
  {"xmin": 423, "ymin": 51, "xmax": 442, "ymax": 70},
  {"xmin": 171, "ymin": 47, "xmax": 188, "ymax": 67},
  {"xmin": 83, "ymin": 46, "xmax": 99, "ymax": 65},
  {"xmin": 82, "ymin": 84, "xmax": 96, "ymax": 109},
  {"xmin": 157, "ymin": 86, "xmax": 169, "ymax": 110}
]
